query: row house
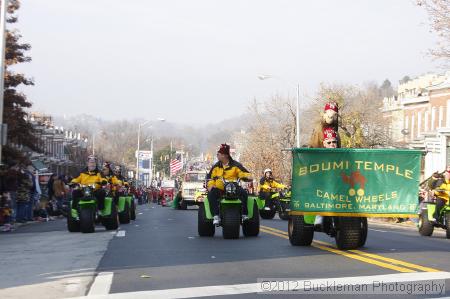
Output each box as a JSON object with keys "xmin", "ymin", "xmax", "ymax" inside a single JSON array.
[
  {"xmin": 382, "ymin": 72, "xmax": 450, "ymax": 179},
  {"xmin": 27, "ymin": 113, "xmax": 90, "ymax": 176}
]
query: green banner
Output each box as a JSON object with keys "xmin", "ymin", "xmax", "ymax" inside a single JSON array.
[{"xmin": 291, "ymin": 148, "xmax": 422, "ymax": 218}]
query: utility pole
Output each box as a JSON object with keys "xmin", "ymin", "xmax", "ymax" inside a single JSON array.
[{"xmin": 0, "ymin": 0, "xmax": 8, "ymax": 164}]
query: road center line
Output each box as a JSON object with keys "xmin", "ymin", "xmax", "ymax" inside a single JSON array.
[
  {"xmin": 77, "ymin": 272, "xmax": 450, "ymax": 299},
  {"xmin": 87, "ymin": 272, "xmax": 114, "ymax": 296},
  {"xmin": 348, "ymin": 250, "xmax": 441, "ymax": 272},
  {"xmin": 260, "ymin": 225, "xmax": 439, "ymax": 273}
]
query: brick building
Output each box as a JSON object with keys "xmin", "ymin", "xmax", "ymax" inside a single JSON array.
[{"xmin": 383, "ymin": 72, "xmax": 450, "ymax": 179}]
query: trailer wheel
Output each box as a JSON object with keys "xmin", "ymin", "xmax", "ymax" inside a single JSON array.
[
  {"xmin": 289, "ymin": 215, "xmax": 314, "ymax": 246},
  {"xmin": 335, "ymin": 217, "xmax": 362, "ymax": 250}
]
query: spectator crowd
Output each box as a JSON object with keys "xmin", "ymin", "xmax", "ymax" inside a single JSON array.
[{"xmin": 0, "ymin": 161, "xmax": 72, "ymax": 232}]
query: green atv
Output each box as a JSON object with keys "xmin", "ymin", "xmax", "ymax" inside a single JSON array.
[
  {"xmin": 256, "ymin": 189, "xmax": 291, "ymax": 220},
  {"xmin": 198, "ymin": 180, "xmax": 260, "ymax": 239},
  {"xmin": 418, "ymin": 193, "xmax": 450, "ymax": 238},
  {"xmin": 67, "ymin": 185, "xmax": 118, "ymax": 233},
  {"xmin": 117, "ymin": 193, "xmax": 136, "ymax": 224},
  {"xmin": 289, "ymin": 215, "xmax": 368, "ymax": 250}
]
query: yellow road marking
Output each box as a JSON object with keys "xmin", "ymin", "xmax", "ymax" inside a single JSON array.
[
  {"xmin": 348, "ymin": 250, "xmax": 441, "ymax": 272},
  {"xmin": 261, "ymin": 225, "xmax": 288, "ymax": 234},
  {"xmin": 303, "ymin": 238, "xmax": 440, "ymax": 272},
  {"xmin": 260, "ymin": 225, "xmax": 439, "ymax": 273},
  {"xmin": 260, "ymin": 227, "xmax": 414, "ymax": 273},
  {"xmin": 259, "ymin": 228, "xmax": 288, "ymax": 239}
]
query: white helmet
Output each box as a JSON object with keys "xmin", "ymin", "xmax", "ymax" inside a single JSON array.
[{"xmin": 264, "ymin": 168, "xmax": 272, "ymax": 175}]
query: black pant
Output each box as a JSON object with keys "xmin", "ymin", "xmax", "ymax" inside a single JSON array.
[
  {"xmin": 72, "ymin": 189, "xmax": 106, "ymax": 210},
  {"xmin": 208, "ymin": 187, "xmax": 248, "ymax": 216},
  {"xmin": 434, "ymin": 198, "xmax": 445, "ymax": 220},
  {"xmin": 259, "ymin": 191, "xmax": 274, "ymax": 208}
]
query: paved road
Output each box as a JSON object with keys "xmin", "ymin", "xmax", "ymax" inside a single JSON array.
[{"xmin": 0, "ymin": 203, "xmax": 449, "ymax": 299}]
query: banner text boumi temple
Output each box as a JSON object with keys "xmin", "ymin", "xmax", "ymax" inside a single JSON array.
[{"xmin": 290, "ymin": 148, "xmax": 422, "ymax": 217}]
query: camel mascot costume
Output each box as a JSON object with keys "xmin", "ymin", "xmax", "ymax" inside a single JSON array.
[
  {"xmin": 309, "ymin": 102, "xmax": 340, "ymax": 225},
  {"xmin": 309, "ymin": 101, "xmax": 340, "ymax": 148}
]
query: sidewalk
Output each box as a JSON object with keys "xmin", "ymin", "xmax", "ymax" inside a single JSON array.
[
  {"xmin": 368, "ymin": 217, "xmax": 417, "ymax": 229},
  {"xmin": 1, "ymin": 216, "xmax": 61, "ymax": 232}
]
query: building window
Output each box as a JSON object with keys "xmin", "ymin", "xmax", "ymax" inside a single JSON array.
[
  {"xmin": 425, "ymin": 111, "xmax": 429, "ymax": 132},
  {"xmin": 447, "ymin": 100, "xmax": 450, "ymax": 127},
  {"xmin": 439, "ymin": 106, "xmax": 444, "ymax": 128},
  {"xmin": 431, "ymin": 107, "xmax": 436, "ymax": 131},
  {"xmin": 417, "ymin": 111, "xmax": 422, "ymax": 137}
]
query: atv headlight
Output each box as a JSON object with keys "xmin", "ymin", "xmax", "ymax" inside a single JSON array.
[
  {"xmin": 83, "ymin": 188, "xmax": 92, "ymax": 197},
  {"xmin": 225, "ymin": 183, "xmax": 237, "ymax": 197}
]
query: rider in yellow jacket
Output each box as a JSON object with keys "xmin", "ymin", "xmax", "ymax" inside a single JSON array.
[
  {"xmin": 433, "ymin": 167, "xmax": 450, "ymax": 221},
  {"xmin": 207, "ymin": 143, "xmax": 252, "ymax": 225},
  {"xmin": 259, "ymin": 169, "xmax": 286, "ymax": 210},
  {"xmin": 71, "ymin": 156, "xmax": 107, "ymax": 210}
]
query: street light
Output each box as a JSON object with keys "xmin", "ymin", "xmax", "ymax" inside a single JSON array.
[
  {"xmin": 136, "ymin": 118, "xmax": 165, "ymax": 186},
  {"xmin": 258, "ymin": 75, "xmax": 301, "ymax": 148}
]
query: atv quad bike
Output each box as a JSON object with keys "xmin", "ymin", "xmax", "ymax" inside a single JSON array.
[
  {"xmin": 257, "ymin": 189, "xmax": 291, "ymax": 220},
  {"xmin": 118, "ymin": 193, "xmax": 135, "ymax": 224},
  {"xmin": 67, "ymin": 184, "xmax": 118, "ymax": 233},
  {"xmin": 418, "ymin": 190, "xmax": 450, "ymax": 238},
  {"xmin": 198, "ymin": 179, "xmax": 260, "ymax": 239}
]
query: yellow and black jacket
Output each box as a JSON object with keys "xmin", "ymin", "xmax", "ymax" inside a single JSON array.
[
  {"xmin": 71, "ymin": 169, "xmax": 103, "ymax": 188},
  {"xmin": 101, "ymin": 174, "xmax": 121, "ymax": 186},
  {"xmin": 434, "ymin": 179, "xmax": 450, "ymax": 204},
  {"xmin": 259, "ymin": 178, "xmax": 286, "ymax": 193},
  {"xmin": 207, "ymin": 159, "xmax": 251, "ymax": 191},
  {"xmin": 112, "ymin": 175, "xmax": 126, "ymax": 186}
]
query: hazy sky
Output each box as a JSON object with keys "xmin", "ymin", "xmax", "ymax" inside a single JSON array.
[{"xmin": 13, "ymin": 0, "xmax": 441, "ymax": 124}]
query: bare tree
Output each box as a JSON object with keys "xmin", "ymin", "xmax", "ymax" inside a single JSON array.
[
  {"xmin": 417, "ymin": 0, "xmax": 450, "ymax": 61},
  {"xmin": 310, "ymin": 83, "xmax": 393, "ymax": 148},
  {"xmin": 236, "ymin": 96, "xmax": 297, "ymax": 184}
]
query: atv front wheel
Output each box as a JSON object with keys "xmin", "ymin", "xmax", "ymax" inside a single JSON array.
[
  {"xmin": 222, "ymin": 206, "xmax": 241, "ymax": 239},
  {"xmin": 67, "ymin": 209, "xmax": 80, "ymax": 232},
  {"xmin": 198, "ymin": 203, "xmax": 215, "ymax": 237},
  {"xmin": 259, "ymin": 208, "xmax": 276, "ymax": 219},
  {"xmin": 289, "ymin": 215, "xmax": 314, "ymax": 246},
  {"xmin": 243, "ymin": 201, "xmax": 260, "ymax": 237},
  {"xmin": 119, "ymin": 202, "xmax": 131, "ymax": 224},
  {"xmin": 418, "ymin": 210, "xmax": 434, "ymax": 237},
  {"xmin": 79, "ymin": 208, "xmax": 95, "ymax": 233},
  {"xmin": 104, "ymin": 203, "xmax": 119, "ymax": 230}
]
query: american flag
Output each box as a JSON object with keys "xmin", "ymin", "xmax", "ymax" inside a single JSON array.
[{"xmin": 170, "ymin": 159, "xmax": 183, "ymax": 175}]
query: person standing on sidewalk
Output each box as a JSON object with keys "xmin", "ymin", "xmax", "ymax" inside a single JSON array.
[
  {"xmin": 0, "ymin": 165, "xmax": 13, "ymax": 231},
  {"xmin": 4, "ymin": 163, "xmax": 20, "ymax": 224},
  {"xmin": 24, "ymin": 166, "xmax": 36, "ymax": 222},
  {"xmin": 16, "ymin": 165, "xmax": 33, "ymax": 223},
  {"xmin": 32, "ymin": 170, "xmax": 42, "ymax": 220},
  {"xmin": 53, "ymin": 175, "xmax": 66, "ymax": 215}
]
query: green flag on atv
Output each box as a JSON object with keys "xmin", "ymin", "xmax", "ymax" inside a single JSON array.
[{"xmin": 291, "ymin": 148, "xmax": 422, "ymax": 218}]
